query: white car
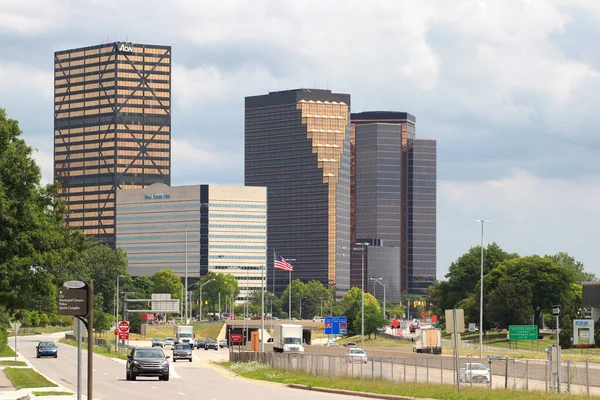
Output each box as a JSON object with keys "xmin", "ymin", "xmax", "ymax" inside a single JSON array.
[
  {"xmin": 312, "ymin": 316, "xmax": 324, "ymax": 322},
  {"xmin": 460, "ymin": 363, "xmax": 490, "ymax": 383},
  {"xmin": 164, "ymin": 337, "xmax": 174, "ymax": 346},
  {"xmin": 346, "ymin": 348, "xmax": 368, "ymax": 364}
]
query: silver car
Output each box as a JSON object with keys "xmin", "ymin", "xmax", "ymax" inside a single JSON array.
[
  {"xmin": 346, "ymin": 348, "xmax": 368, "ymax": 363},
  {"xmin": 460, "ymin": 363, "xmax": 490, "ymax": 383}
]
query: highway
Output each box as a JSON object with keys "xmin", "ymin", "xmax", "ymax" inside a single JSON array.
[{"xmin": 16, "ymin": 334, "xmax": 373, "ymax": 400}]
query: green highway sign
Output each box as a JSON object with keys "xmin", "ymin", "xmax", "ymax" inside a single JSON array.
[{"xmin": 508, "ymin": 325, "xmax": 538, "ymax": 341}]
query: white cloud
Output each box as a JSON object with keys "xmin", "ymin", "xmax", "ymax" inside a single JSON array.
[
  {"xmin": 0, "ymin": 62, "xmax": 53, "ymax": 98},
  {"xmin": 31, "ymin": 147, "xmax": 53, "ymax": 186},
  {"xmin": 438, "ymin": 171, "xmax": 600, "ymax": 279}
]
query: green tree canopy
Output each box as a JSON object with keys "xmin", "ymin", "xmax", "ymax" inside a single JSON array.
[
  {"xmin": 546, "ymin": 252, "xmax": 596, "ymax": 283},
  {"xmin": 486, "ymin": 280, "xmax": 533, "ymax": 329},
  {"xmin": 195, "ymin": 271, "xmax": 240, "ymax": 316},
  {"xmin": 152, "ymin": 269, "xmax": 184, "ymax": 302}
]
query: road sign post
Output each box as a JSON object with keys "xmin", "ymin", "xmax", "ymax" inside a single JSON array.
[
  {"xmin": 552, "ymin": 305, "xmax": 561, "ymax": 393},
  {"xmin": 508, "ymin": 325, "xmax": 538, "ymax": 341},
  {"xmin": 8, "ymin": 321, "xmax": 21, "ymax": 362}
]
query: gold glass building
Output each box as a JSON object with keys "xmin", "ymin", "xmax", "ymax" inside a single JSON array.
[{"xmin": 54, "ymin": 42, "xmax": 171, "ymax": 246}]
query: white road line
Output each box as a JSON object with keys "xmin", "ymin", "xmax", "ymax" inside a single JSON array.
[
  {"xmin": 151, "ymin": 386, "xmax": 158, "ymax": 389},
  {"xmin": 170, "ymin": 361, "xmax": 181, "ymax": 379},
  {"xmin": 103, "ymin": 372, "xmax": 108, "ymax": 375},
  {"xmin": 177, "ymin": 392, "xmax": 186, "ymax": 395},
  {"xmin": 193, "ymin": 353, "xmax": 202, "ymax": 362}
]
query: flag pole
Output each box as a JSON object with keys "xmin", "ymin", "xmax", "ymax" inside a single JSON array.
[
  {"xmin": 289, "ymin": 270, "xmax": 292, "ymax": 323},
  {"xmin": 272, "ymin": 250, "xmax": 275, "ymax": 294}
]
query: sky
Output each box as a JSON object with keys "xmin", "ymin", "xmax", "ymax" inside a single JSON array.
[{"xmin": 1, "ymin": 0, "xmax": 599, "ymax": 281}]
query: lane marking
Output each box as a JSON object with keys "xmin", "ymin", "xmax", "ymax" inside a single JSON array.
[
  {"xmin": 169, "ymin": 361, "xmax": 181, "ymax": 379},
  {"xmin": 177, "ymin": 392, "xmax": 186, "ymax": 395}
]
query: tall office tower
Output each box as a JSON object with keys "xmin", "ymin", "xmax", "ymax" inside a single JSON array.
[
  {"xmin": 351, "ymin": 111, "xmax": 436, "ymax": 296},
  {"xmin": 245, "ymin": 89, "xmax": 351, "ymax": 297},
  {"xmin": 54, "ymin": 42, "xmax": 171, "ymax": 246}
]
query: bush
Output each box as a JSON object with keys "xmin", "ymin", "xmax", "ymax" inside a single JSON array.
[{"xmin": 39, "ymin": 313, "xmax": 49, "ymax": 328}]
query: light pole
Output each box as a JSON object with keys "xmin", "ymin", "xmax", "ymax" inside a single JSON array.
[
  {"xmin": 198, "ymin": 279, "xmax": 214, "ymax": 322},
  {"xmin": 319, "ymin": 296, "xmax": 324, "ymax": 318},
  {"xmin": 370, "ymin": 278, "xmax": 385, "ymax": 319},
  {"xmin": 115, "ymin": 274, "xmax": 125, "ymax": 326},
  {"xmin": 299, "ymin": 296, "xmax": 308, "ymax": 320},
  {"xmin": 475, "ymin": 219, "xmax": 491, "ymax": 359},
  {"xmin": 261, "ymin": 263, "xmax": 265, "ymax": 352},
  {"xmin": 356, "ymin": 242, "xmax": 369, "ymax": 350},
  {"xmin": 184, "ymin": 225, "xmax": 189, "ymax": 324}
]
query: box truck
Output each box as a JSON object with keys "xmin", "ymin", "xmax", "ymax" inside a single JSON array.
[
  {"xmin": 413, "ymin": 328, "xmax": 442, "ymax": 354},
  {"xmin": 174, "ymin": 325, "xmax": 194, "ymax": 346},
  {"xmin": 272, "ymin": 324, "xmax": 304, "ymax": 353}
]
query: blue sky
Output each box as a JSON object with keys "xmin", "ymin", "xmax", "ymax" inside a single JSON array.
[{"xmin": 1, "ymin": 0, "xmax": 598, "ymax": 280}]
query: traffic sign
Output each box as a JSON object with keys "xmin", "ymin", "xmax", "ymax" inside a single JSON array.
[
  {"xmin": 231, "ymin": 333, "xmax": 242, "ymax": 343},
  {"xmin": 324, "ymin": 316, "xmax": 347, "ymax": 335},
  {"xmin": 9, "ymin": 322, "xmax": 21, "ymax": 334},
  {"xmin": 508, "ymin": 325, "xmax": 538, "ymax": 341},
  {"xmin": 552, "ymin": 305, "xmax": 561, "ymax": 316},
  {"xmin": 118, "ymin": 321, "xmax": 130, "ymax": 333},
  {"xmin": 118, "ymin": 331, "xmax": 129, "ymax": 340},
  {"xmin": 58, "ymin": 288, "xmax": 88, "ymax": 316},
  {"xmin": 421, "ymin": 311, "xmax": 427, "ymax": 318}
]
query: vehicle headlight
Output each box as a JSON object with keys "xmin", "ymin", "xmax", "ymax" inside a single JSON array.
[{"xmin": 132, "ymin": 361, "xmax": 139, "ymax": 366}]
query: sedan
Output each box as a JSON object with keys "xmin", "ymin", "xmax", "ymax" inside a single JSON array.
[
  {"xmin": 194, "ymin": 338, "xmax": 206, "ymax": 349},
  {"xmin": 343, "ymin": 342, "xmax": 357, "ymax": 348},
  {"xmin": 460, "ymin": 363, "xmax": 491, "ymax": 383},
  {"xmin": 151, "ymin": 338, "xmax": 164, "ymax": 348},
  {"xmin": 36, "ymin": 342, "xmax": 58, "ymax": 358},
  {"xmin": 163, "ymin": 337, "xmax": 174, "ymax": 347},
  {"xmin": 346, "ymin": 348, "xmax": 367, "ymax": 364},
  {"xmin": 219, "ymin": 339, "xmax": 228, "ymax": 348},
  {"xmin": 325, "ymin": 342, "xmax": 339, "ymax": 347},
  {"xmin": 204, "ymin": 339, "xmax": 218, "ymax": 351},
  {"xmin": 172, "ymin": 344, "xmax": 193, "ymax": 362}
]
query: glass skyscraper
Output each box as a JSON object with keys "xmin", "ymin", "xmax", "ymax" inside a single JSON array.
[
  {"xmin": 54, "ymin": 42, "xmax": 171, "ymax": 246},
  {"xmin": 245, "ymin": 89, "xmax": 351, "ymax": 297}
]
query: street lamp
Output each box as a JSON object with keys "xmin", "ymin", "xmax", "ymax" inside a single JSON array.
[
  {"xmin": 184, "ymin": 225, "xmax": 189, "ymax": 324},
  {"xmin": 355, "ymin": 242, "xmax": 369, "ymax": 350},
  {"xmin": 198, "ymin": 279, "xmax": 215, "ymax": 322},
  {"xmin": 475, "ymin": 219, "xmax": 491, "ymax": 360},
  {"xmin": 319, "ymin": 296, "xmax": 324, "ymax": 318},
  {"xmin": 370, "ymin": 278, "xmax": 386, "ymax": 319},
  {"xmin": 115, "ymin": 275, "xmax": 126, "ymax": 326},
  {"xmin": 299, "ymin": 297, "xmax": 308, "ymax": 320}
]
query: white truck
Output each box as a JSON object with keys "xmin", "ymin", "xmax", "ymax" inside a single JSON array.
[
  {"xmin": 272, "ymin": 324, "xmax": 304, "ymax": 353},
  {"xmin": 413, "ymin": 327, "xmax": 442, "ymax": 354},
  {"xmin": 174, "ymin": 325, "xmax": 194, "ymax": 346}
]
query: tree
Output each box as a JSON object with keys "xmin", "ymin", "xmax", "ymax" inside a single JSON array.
[
  {"xmin": 337, "ymin": 287, "xmax": 363, "ymax": 335},
  {"xmin": 354, "ymin": 293, "xmax": 385, "ymax": 338},
  {"xmin": 195, "ymin": 272, "xmax": 240, "ymax": 316},
  {"xmin": 546, "ymin": 252, "xmax": 596, "ymax": 283},
  {"xmin": 486, "ymin": 280, "xmax": 533, "ymax": 329},
  {"xmin": 39, "ymin": 313, "xmax": 49, "ymax": 328},
  {"xmin": 132, "ymin": 276, "xmax": 154, "ymax": 298},
  {"xmin": 152, "ymin": 270, "xmax": 184, "ymax": 302},
  {"xmin": 281, "ymin": 279, "xmax": 307, "ymax": 319}
]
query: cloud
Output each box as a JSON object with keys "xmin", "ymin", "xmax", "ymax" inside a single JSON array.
[{"xmin": 438, "ymin": 171, "xmax": 600, "ymax": 279}]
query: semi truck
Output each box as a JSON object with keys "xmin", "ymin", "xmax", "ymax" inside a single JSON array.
[
  {"xmin": 174, "ymin": 325, "xmax": 194, "ymax": 346},
  {"xmin": 272, "ymin": 324, "xmax": 304, "ymax": 353},
  {"xmin": 413, "ymin": 328, "xmax": 442, "ymax": 354}
]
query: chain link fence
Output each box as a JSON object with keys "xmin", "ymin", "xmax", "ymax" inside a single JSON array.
[{"xmin": 230, "ymin": 350, "xmax": 599, "ymax": 395}]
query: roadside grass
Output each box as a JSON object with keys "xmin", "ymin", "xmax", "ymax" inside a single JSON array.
[
  {"xmin": 129, "ymin": 322, "xmax": 223, "ymax": 341},
  {"xmin": 3, "ymin": 368, "xmax": 57, "ymax": 390},
  {"xmin": 0, "ymin": 361, "xmax": 27, "ymax": 366},
  {"xmin": 219, "ymin": 361, "xmax": 587, "ymax": 400},
  {"xmin": 59, "ymin": 338, "xmax": 128, "ymax": 360},
  {"xmin": 32, "ymin": 391, "xmax": 73, "ymax": 396},
  {"xmin": 9, "ymin": 326, "xmax": 72, "ymax": 336},
  {"xmin": 338, "ymin": 334, "xmax": 415, "ymax": 348},
  {"xmin": 0, "ymin": 346, "xmax": 16, "ymax": 357}
]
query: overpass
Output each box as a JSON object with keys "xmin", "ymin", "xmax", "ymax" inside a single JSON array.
[{"xmin": 224, "ymin": 320, "xmax": 326, "ymax": 346}]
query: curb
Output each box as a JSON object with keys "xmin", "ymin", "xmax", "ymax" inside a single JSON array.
[{"xmin": 287, "ymin": 384, "xmax": 437, "ymax": 400}]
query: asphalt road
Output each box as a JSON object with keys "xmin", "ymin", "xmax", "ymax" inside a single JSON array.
[{"xmin": 17, "ymin": 334, "xmax": 373, "ymax": 400}]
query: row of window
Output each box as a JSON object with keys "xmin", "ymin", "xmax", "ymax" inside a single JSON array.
[
  {"xmin": 117, "ymin": 224, "xmax": 266, "ymax": 232},
  {"xmin": 117, "ymin": 202, "xmax": 266, "ymax": 212},
  {"xmin": 116, "ymin": 213, "xmax": 265, "ymax": 222},
  {"xmin": 117, "ymin": 234, "xmax": 266, "ymax": 241},
  {"xmin": 127, "ymin": 254, "xmax": 267, "ymax": 261},
  {"xmin": 120, "ymin": 244, "xmax": 266, "ymax": 251}
]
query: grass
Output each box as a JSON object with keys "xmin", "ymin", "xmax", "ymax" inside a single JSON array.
[
  {"xmin": 31, "ymin": 391, "xmax": 73, "ymax": 396},
  {"xmin": 220, "ymin": 361, "xmax": 589, "ymax": 400},
  {"xmin": 0, "ymin": 346, "xmax": 16, "ymax": 357},
  {"xmin": 129, "ymin": 322, "xmax": 224, "ymax": 340},
  {"xmin": 3, "ymin": 368, "xmax": 57, "ymax": 390},
  {"xmin": 0, "ymin": 361, "xmax": 27, "ymax": 366},
  {"xmin": 338, "ymin": 334, "xmax": 415, "ymax": 348},
  {"xmin": 60, "ymin": 338, "xmax": 129, "ymax": 360},
  {"xmin": 9, "ymin": 326, "xmax": 73, "ymax": 336}
]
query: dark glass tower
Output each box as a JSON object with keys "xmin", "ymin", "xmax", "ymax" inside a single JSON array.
[
  {"xmin": 54, "ymin": 42, "xmax": 171, "ymax": 246},
  {"xmin": 351, "ymin": 111, "xmax": 436, "ymax": 296},
  {"xmin": 245, "ymin": 89, "xmax": 351, "ymax": 297}
]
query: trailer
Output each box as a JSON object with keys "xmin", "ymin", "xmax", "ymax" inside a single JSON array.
[{"xmin": 413, "ymin": 328, "xmax": 442, "ymax": 354}]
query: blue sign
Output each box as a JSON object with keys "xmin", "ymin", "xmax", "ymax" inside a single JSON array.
[{"xmin": 324, "ymin": 316, "xmax": 347, "ymax": 335}]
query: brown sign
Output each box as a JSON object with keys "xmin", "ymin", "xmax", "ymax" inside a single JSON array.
[{"xmin": 58, "ymin": 288, "xmax": 88, "ymax": 316}]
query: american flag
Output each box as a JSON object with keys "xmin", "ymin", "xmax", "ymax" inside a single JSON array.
[{"xmin": 274, "ymin": 251, "xmax": 294, "ymax": 271}]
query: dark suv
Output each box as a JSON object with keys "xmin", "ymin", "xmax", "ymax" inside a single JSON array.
[
  {"xmin": 204, "ymin": 339, "xmax": 218, "ymax": 351},
  {"xmin": 126, "ymin": 347, "xmax": 170, "ymax": 381}
]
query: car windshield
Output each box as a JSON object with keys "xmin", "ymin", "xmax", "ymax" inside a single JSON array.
[
  {"xmin": 179, "ymin": 333, "xmax": 193, "ymax": 338},
  {"xmin": 283, "ymin": 337, "xmax": 302, "ymax": 345},
  {"xmin": 175, "ymin": 344, "xmax": 191, "ymax": 350},
  {"xmin": 206, "ymin": 339, "xmax": 216, "ymax": 343},
  {"xmin": 349, "ymin": 349, "xmax": 364, "ymax": 354},
  {"xmin": 468, "ymin": 364, "xmax": 486, "ymax": 370},
  {"xmin": 152, "ymin": 338, "xmax": 162, "ymax": 342},
  {"xmin": 39, "ymin": 342, "xmax": 55, "ymax": 348},
  {"xmin": 135, "ymin": 349, "xmax": 164, "ymax": 359}
]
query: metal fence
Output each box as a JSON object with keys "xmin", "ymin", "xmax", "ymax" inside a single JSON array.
[{"xmin": 230, "ymin": 350, "xmax": 599, "ymax": 396}]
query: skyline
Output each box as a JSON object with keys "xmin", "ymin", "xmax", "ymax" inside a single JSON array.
[{"xmin": 1, "ymin": 1, "xmax": 598, "ymax": 280}]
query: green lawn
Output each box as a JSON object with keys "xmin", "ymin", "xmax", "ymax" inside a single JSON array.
[
  {"xmin": 220, "ymin": 361, "xmax": 588, "ymax": 400},
  {"xmin": 0, "ymin": 361, "xmax": 27, "ymax": 366},
  {"xmin": 60, "ymin": 338, "xmax": 129, "ymax": 360},
  {"xmin": 32, "ymin": 391, "xmax": 73, "ymax": 396},
  {"xmin": 338, "ymin": 334, "xmax": 415, "ymax": 348},
  {"xmin": 0, "ymin": 346, "xmax": 16, "ymax": 357},
  {"xmin": 9, "ymin": 326, "xmax": 73, "ymax": 336},
  {"xmin": 3, "ymin": 368, "xmax": 57, "ymax": 390},
  {"xmin": 129, "ymin": 322, "xmax": 224, "ymax": 340}
]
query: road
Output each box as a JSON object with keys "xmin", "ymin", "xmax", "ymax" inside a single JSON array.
[{"xmin": 17, "ymin": 334, "xmax": 373, "ymax": 400}]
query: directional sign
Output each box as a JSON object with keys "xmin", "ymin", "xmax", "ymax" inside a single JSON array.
[
  {"xmin": 339, "ymin": 317, "xmax": 347, "ymax": 335},
  {"xmin": 508, "ymin": 325, "xmax": 538, "ymax": 341},
  {"xmin": 58, "ymin": 288, "xmax": 88, "ymax": 316},
  {"xmin": 230, "ymin": 333, "xmax": 242, "ymax": 343},
  {"xmin": 324, "ymin": 316, "xmax": 347, "ymax": 335},
  {"xmin": 118, "ymin": 321, "xmax": 130, "ymax": 333},
  {"xmin": 552, "ymin": 305, "xmax": 561, "ymax": 316}
]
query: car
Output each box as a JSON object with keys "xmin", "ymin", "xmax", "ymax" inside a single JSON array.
[
  {"xmin": 36, "ymin": 342, "xmax": 58, "ymax": 358},
  {"xmin": 409, "ymin": 325, "xmax": 417, "ymax": 333},
  {"xmin": 204, "ymin": 339, "xmax": 218, "ymax": 351},
  {"xmin": 312, "ymin": 316, "xmax": 324, "ymax": 322},
  {"xmin": 343, "ymin": 342, "xmax": 357, "ymax": 348},
  {"xmin": 325, "ymin": 342, "xmax": 339, "ymax": 347},
  {"xmin": 151, "ymin": 338, "xmax": 164, "ymax": 348},
  {"xmin": 194, "ymin": 338, "xmax": 207, "ymax": 349},
  {"xmin": 163, "ymin": 337, "xmax": 174, "ymax": 346},
  {"xmin": 126, "ymin": 347, "xmax": 170, "ymax": 381},
  {"xmin": 346, "ymin": 348, "xmax": 368, "ymax": 364},
  {"xmin": 487, "ymin": 354, "xmax": 503, "ymax": 361},
  {"xmin": 172, "ymin": 344, "xmax": 193, "ymax": 362},
  {"xmin": 459, "ymin": 363, "xmax": 490, "ymax": 383},
  {"xmin": 219, "ymin": 339, "xmax": 228, "ymax": 348}
]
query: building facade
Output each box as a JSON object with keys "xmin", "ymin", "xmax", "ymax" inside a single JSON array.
[
  {"xmin": 350, "ymin": 111, "xmax": 436, "ymax": 297},
  {"xmin": 245, "ymin": 89, "xmax": 351, "ymax": 297},
  {"xmin": 350, "ymin": 241, "xmax": 401, "ymax": 304},
  {"xmin": 54, "ymin": 42, "xmax": 171, "ymax": 246},
  {"xmin": 115, "ymin": 183, "xmax": 267, "ymax": 301}
]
